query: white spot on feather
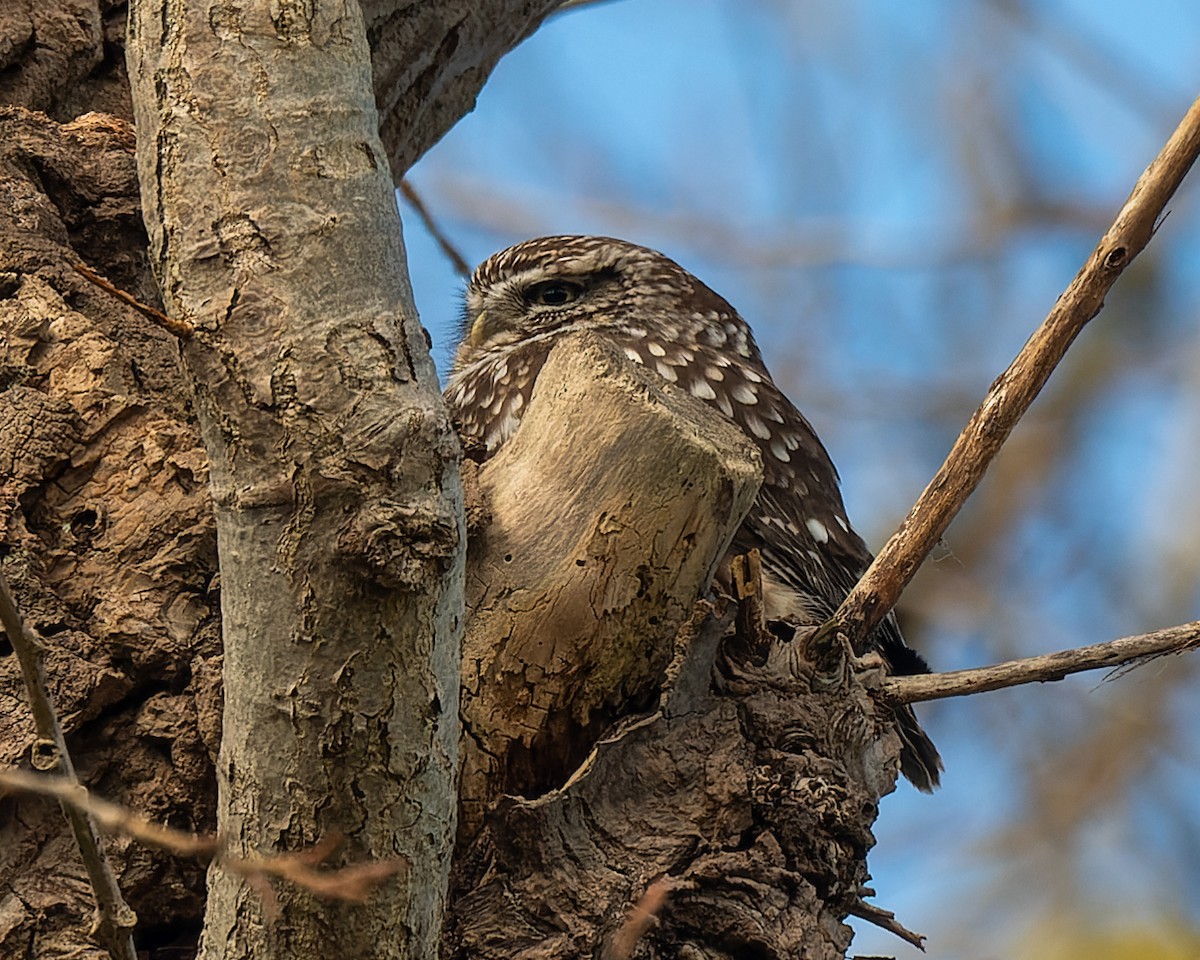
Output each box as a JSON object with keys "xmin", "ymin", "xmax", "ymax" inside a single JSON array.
[
  {"xmin": 731, "ymin": 383, "xmax": 758, "ymax": 406},
  {"xmin": 742, "ymin": 411, "xmax": 771, "ymax": 440},
  {"xmin": 805, "ymin": 518, "xmax": 829, "ymax": 543},
  {"xmin": 656, "ymin": 361, "xmax": 678, "ymax": 382},
  {"xmin": 647, "ymin": 341, "xmax": 667, "ymax": 357},
  {"xmin": 690, "ymin": 379, "xmax": 717, "ymax": 400}
]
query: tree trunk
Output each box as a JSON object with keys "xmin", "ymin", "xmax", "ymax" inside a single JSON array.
[
  {"xmin": 448, "ymin": 335, "xmax": 899, "ymax": 960},
  {"xmin": 124, "ymin": 0, "xmax": 465, "ymax": 954}
]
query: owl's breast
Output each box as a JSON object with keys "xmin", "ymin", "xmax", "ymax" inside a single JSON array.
[{"xmin": 445, "ymin": 342, "xmax": 551, "ymax": 455}]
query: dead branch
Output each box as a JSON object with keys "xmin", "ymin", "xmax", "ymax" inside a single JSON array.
[
  {"xmin": 829, "ymin": 93, "xmax": 1200, "ymax": 652},
  {"xmin": 71, "ymin": 262, "xmax": 195, "ymax": 339},
  {"xmin": 883, "ymin": 620, "xmax": 1200, "ymax": 705},
  {"xmin": 602, "ymin": 877, "xmax": 676, "ymax": 960},
  {"xmin": 457, "ymin": 331, "xmax": 762, "ymax": 837},
  {"xmin": 847, "ymin": 898, "xmax": 925, "ymax": 951},
  {"xmin": 0, "ymin": 769, "xmax": 403, "ymax": 903},
  {"xmin": 398, "ymin": 180, "xmax": 472, "ymax": 278},
  {"xmin": 0, "ymin": 571, "xmax": 137, "ymax": 960}
]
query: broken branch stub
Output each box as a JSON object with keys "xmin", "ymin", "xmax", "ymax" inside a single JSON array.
[{"xmin": 459, "ymin": 331, "xmax": 763, "ymax": 835}]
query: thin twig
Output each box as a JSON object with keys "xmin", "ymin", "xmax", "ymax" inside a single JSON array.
[
  {"xmin": 398, "ymin": 180, "xmax": 472, "ymax": 278},
  {"xmin": 602, "ymin": 876, "xmax": 675, "ymax": 960},
  {"xmin": 71, "ymin": 262, "xmax": 195, "ymax": 339},
  {"xmin": 827, "ymin": 94, "xmax": 1200, "ymax": 653},
  {"xmin": 883, "ymin": 621, "xmax": 1200, "ymax": 705},
  {"xmin": 0, "ymin": 769, "xmax": 405, "ymax": 902},
  {"xmin": 555, "ymin": 0, "xmax": 624, "ymax": 13},
  {"xmin": 0, "ymin": 571, "xmax": 137, "ymax": 960},
  {"xmin": 847, "ymin": 897, "xmax": 925, "ymax": 950}
]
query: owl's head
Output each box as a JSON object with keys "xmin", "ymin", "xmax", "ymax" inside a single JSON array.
[
  {"xmin": 446, "ymin": 235, "xmax": 768, "ymax": 452},
  {"xmin": 454, "ymin": 235, "xmax": 742, "ymax": 373}
]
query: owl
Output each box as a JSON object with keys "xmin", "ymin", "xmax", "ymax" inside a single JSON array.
[{"xmin": 444, "ymin": 235, "xmax": 941, "ymax": 791}]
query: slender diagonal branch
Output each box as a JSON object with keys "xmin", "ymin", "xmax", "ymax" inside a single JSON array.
[
  {"xmin": 830, "ymin": 93, "xmax": 1200, "ymax": 651},
  {"xmin": 398, "ymin": 180, "xmax": 472, "ymax": 278},
  {"xmin": 71, "ymin": 262, "xmax": 195, "ymax": 339},
  {"xmin": 0, "ymin": 571, "xmax": 137, "ymax": 960},
  {"xmin": 882, "ymin": 620, "xmax": 1200, "ymax": 704}
]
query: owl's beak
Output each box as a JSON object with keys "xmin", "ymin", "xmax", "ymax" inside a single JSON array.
[{"xmin": 468, "ymin": 310, "xmax": 491, "ymax": 346}]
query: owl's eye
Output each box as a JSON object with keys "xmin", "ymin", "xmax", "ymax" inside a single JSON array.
[{"xmin": 526, "ymin": 279, "xmax": 583, "ymax": 307}]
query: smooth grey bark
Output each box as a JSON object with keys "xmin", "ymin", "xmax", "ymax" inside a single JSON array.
[{"xmin": 124, "ymin": 2, "xmax": 474, "ymax": 957}]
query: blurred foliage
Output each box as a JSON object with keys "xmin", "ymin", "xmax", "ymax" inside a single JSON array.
[
  {"xmin": 400, "ymin": 1, "xmax": 1200, "ymax": 955},
  {"xmin": 1018, "ymin": 917, "xmax": 1200, "ymax": 960}
]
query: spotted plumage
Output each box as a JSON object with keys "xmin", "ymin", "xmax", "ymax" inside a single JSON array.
[{"xmin": 445, "ymin": 235, "xmax": 942, "ymax": 791}]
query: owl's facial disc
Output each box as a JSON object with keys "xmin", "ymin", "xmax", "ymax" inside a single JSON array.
[{"xmin": 466, "ymin": 269, "xmax": 598, "ymax": 351}]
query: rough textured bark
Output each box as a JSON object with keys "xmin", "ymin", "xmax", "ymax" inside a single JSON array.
[
  {"xmin": 0, "ymin": 106, "xmax": 218, "ymax": 959},
  {"xmin": 0, "ymin": 0, "xmax": 558, "ymax": 178},
  {"xmin": 123, "ymin": 1, "xmax": 466, "ymax": 958},
  {"xmin": 448, "ymin": 339, "xmax": 902, "ymax": 960}
]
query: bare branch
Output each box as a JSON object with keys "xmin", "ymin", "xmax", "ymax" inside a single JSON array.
[
  {"xmin": 398, "ymin": 180, "xmax": 472, "ymax": 278},
  {"xmin": 882, "ymin": 621, "xmax": 1200, "ymax": 705},
  {"xmin": 71, "ymin": 262, "xmax": 195, "ymax": 340},
  {"xmin": 601, "ymin": 876, "xmax": 675, "ymax": 960},
  {"xmin": 847, "ymin": 898, "xmax": 925, "ymax": 950},
  {"xmin": 828, "ymin": 94, "xmax": 1200, "ymax": 652},
  {"xmin": 0, "ymin": 573, "xmax": 138, "ymax": 960},
  {"xmin": 0, "ymin": 769, "xmax": 404, "ymax": 903}
]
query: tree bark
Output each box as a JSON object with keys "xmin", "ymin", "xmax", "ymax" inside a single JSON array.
[
  {"xmin": 0, "ymin": 1, "xmax": 558, "ymax": 958},
  {"xmin": 0, "ymin": 105, "xmax": 218, "ymax": 960},
  {"xmin": 457, "ymin": 332, "xmax": 763, "ymax": 837},
  {"xmin": 123, "ymin": 1, "xmax": 468, "ymax": 957},
  {"xmin": 0, "ymin": 0, "xmax": 558, "ymax": 180}
]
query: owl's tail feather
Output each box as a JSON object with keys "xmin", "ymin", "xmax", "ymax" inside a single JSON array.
[{"xmin": 893, "ymin": 704, "xmax": 942, "ymax": 792}]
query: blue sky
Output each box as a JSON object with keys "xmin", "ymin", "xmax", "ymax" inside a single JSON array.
[{"xmin": 400, "ymin": 2, "xmax": 1200, "ymax": 955}]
